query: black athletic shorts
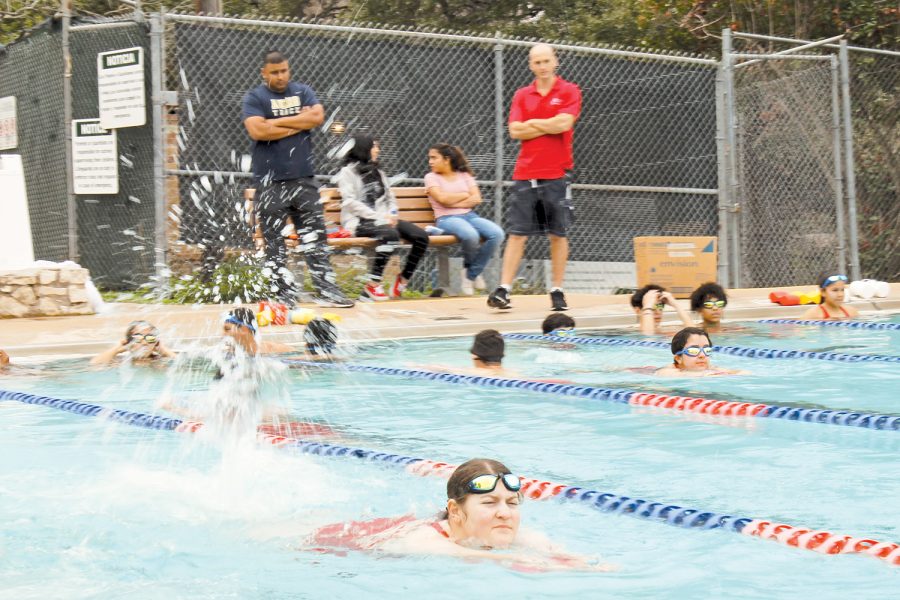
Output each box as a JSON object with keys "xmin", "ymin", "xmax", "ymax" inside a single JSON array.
[{"xmin": 507, "ymin": 173, "xmax": 574, "ymax": 237}]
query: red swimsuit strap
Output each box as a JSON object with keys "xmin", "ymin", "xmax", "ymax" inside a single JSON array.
[
  {"xmin": 430, "ymin": 521, "xmax": 450, "ymax": 538},
  {"xmin": 820, "ymin": 305, "xmax": 831, "ymax": 319}
]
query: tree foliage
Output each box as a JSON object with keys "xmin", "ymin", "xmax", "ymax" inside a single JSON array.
[{"xmin": 2, "ymin": 1, "xmax": 896, "ymax": 49}]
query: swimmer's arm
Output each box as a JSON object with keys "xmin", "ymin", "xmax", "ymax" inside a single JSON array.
[
  {"xmin": 90, "ymin": 340, "xmax": 129, "ymax": 365},
  {"xmin": 844, "ymin": 305, "xmax": 860, "ymax": 318},
  {"xmin": 661, "ymin": 291, "xmax": 692, "ymax": 327},
  {"xmin": 259, "ymin": 340, "xmax": 296, "ymax": 354},
  {"xmin": 156, "ymin": 342, "xmax": 177, "ymax": 359}
]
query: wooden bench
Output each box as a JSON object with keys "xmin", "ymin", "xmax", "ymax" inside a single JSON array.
[{"xmin": 244, "ymin": 187, "xmax": 459, "ymax": 290}]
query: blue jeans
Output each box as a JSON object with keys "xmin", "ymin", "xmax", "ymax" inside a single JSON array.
[{"xmin": 435, "ymin": 212, "xmax": 505, "ymax": 280}]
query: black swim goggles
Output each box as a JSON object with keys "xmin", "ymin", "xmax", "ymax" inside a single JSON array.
[{"xmin": 466, "ymin": 473, "xmax": 522, "ymax": 494}]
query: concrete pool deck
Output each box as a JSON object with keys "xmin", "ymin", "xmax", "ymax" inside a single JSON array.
[{"xmin": 2, "ymin": 283, "xmax": 898, "ymax": 358}]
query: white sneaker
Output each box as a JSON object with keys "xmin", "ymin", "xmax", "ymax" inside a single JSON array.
[
  {"xmin": 460, "ymin": 268, "xmax": 474, "ymax": 296},
  {"xmin": 474, "ymin": 274, "xmax": 487, "ymax": 290}
]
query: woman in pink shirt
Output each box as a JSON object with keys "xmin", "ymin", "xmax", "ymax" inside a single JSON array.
[{"xmin": 425, "ymin": 144, "xmax": 505, "ymax": 295}]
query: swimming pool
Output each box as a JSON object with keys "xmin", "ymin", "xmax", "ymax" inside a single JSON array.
[{"xmin": 2, "ymin": 318, "xmax": 898, "ymax": 597}]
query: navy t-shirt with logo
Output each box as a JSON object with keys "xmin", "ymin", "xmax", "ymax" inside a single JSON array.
[{"xmin": 241, "ymin": 82, "xmax": 319, "ymax": 181}]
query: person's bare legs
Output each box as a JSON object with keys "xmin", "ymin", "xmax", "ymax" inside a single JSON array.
[
  {"xmin": 548, "ymin": 234, "xmax": 568, "ymax": 288},
  {"xmin": 500, "ymin": 234, "xmax": 527, "ymax": 286}
]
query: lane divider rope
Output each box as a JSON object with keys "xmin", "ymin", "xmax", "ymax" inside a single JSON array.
[
  {"xmin": 758, "ymin": 318, "xmax": 900, "ymax": 331},
  {"xmin": 2, "ymin": 388, "xmax": 897, "ymax": 567},
  {"xmin": 287, "ymin": 361, "xmax": 900, "ymax": 432},
  {"xmin": 503, "ymin": 333, "xmax": 900, "ymax": 363}
]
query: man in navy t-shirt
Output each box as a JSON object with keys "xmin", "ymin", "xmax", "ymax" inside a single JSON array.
[{"xmin": 242, "ymin": 50, "xmax": 353, "ymax": 307}]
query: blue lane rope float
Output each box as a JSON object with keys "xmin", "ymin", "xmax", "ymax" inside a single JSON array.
[
  {"xmin": 2, "ymin": 387, "xmax": 897, "ymax": 566},
  {"xmin": 285, "ymin": 361, "xmax": 900, "ymax": 432},
  {"xmin": 759, "ymin": 318, "xmax": 900, "ymax": 331},
  {"xmin": 502, "ymin": 333, "xmax": 900, "ymax": 363}
]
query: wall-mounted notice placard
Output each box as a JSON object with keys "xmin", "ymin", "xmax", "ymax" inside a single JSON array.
[
  {"xmin": 97, "ymin": 46, "xmax": 146, "ymax": 129},
  {"xmin": 72, "ymin": 119, "xmax": 118, "ymax": 195}
]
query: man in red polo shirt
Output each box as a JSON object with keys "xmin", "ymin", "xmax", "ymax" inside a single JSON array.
[{"xmin": 488, "ymin": 44, "xmax": 581, "ymax": 312}]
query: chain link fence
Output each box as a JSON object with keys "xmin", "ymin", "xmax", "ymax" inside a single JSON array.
[
  {"xmin": 164, "ymin": 14, "xmax": 718, "ymax": 294},
  {"xmin": 731, "ymin": 57, "xmax": 841, "ymax": 287},
  {"xmin": 3, "ymin": 12, "xmax": 896, "ymax": 296},
  {"xmin": 849, "ymin": 52, "xmax": 899, "ymax": 281}
]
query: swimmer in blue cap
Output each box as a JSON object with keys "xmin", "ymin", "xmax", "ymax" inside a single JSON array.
[
  {"xmin": 802, "ymin": 273, "xmax": 859, "ymax": 320},
  {"xmin": 223, "ymin": 307, "xmax": 294, "ymax": 355}
]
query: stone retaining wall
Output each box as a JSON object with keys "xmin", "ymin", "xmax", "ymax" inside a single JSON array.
[{"xmin": 0, "ymin": 267, "xmax": 94, "ymax": 317}]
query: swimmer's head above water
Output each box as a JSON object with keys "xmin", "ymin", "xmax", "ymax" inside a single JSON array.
[
  {"xmin": 470, "ymin": 329, "xmax": 504, "ymax": 367},
  {"xmin": 670, "ymin": 327, "xmax": 713, "ymax": 371},
  {"xmin": 304, "ymin": 317, "xmax": 337, "ymax": 356},
  {"xmin": 443, "ymin": 458, "xmax": 523, "ymax": 549},
  {"xmin": 223, "ymin": 308, "xmax": 258, "ymax": 354},
  {"xmin": 690, "ymin": 282, "xmax": 728, "ymax": 329},
  {"xmin": 123, "ymin": 321, "xmax": 162, "ymax": 360},
  {"xmin": 0, "ymin": 349, "xmax": 9, "ymax": 367},
  {"xmin": 542, "ymin": 313, "xmax": 576, "ymax": 336}
]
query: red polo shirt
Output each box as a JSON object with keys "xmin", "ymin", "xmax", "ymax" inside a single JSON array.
[{"xmin": 509, "ymin": 76, "xmax": 582, "ymax": 180}]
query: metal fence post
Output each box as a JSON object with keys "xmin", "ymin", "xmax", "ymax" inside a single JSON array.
[
  {"xmin": 150, "ymin": 11, "xmax": 169, "ymax": 290},
  {"xmin": 491, "ymin": 32, "xmax": 505, "ymax": 288},
  {"xmin": 714, "ymin": 52, "xmax": 731, "ymax": 287},
  {"xmin": 838, "ymin": 40, "xmax": 861, "ymax": 280},
  {"xmin": 61, "ymin": 0, "xmax": 77, "ymax": 262},
  {"xmin": 829, "ymin": 56, "xmax": 847, "ymax": 274},
  {"xmin": 721, "ymin": 28, "xmax": 741, "ymax": 287}
]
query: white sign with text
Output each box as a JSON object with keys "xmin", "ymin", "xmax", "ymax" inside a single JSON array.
[
  {"xmin": 72, "ymin": 119, "xmax": 118, "ymax": 195},
  {"xmin": 97, "ymin": 47, "xmax": 146, "ymax": 129}
]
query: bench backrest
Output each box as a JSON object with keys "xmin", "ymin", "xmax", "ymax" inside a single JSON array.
[{"xmin": 320, "ymin": 187, "xmax": 436, "ymax": 229}]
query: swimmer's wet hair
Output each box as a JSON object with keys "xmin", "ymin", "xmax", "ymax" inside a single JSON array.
[
  {"xmin": 689, "ymin": 282, "xmax": 728, "ymax": 311},
  {"xmin": 671, "ymin": 327, "xmax": 711, "ymax": 355},
  {"xmin": 304, "ymin": 317, "xmax": 338, "ymax": 355},
  {"xmin": 470, "ymin": 329, "xmax": 504, "ymax": 364},
  {"xmin": 125, "ymin": 320, "xmax": 158, "ymax": 340},
  {"xmin": 630, "ymin": 284, "xmax": 666, "ymax": 308},
  {"xmin": 542, "ymin": 313, "xmax": 575, "ymax": 334},
  {"xmin": 447, "ymin": 458, "xmax": 513, "ymax": 501}
]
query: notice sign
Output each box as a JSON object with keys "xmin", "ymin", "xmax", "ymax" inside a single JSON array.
[
  {"xmin": 72, "ymin": 119, "xmax": 118, "ymax": 195},
  {"xmin": 97, "ymin": 47, "xmax": 146, "ymax": 129},
  {"xmin": 0, "ymin": 96, "xmax": 16, "ymax": 150}
]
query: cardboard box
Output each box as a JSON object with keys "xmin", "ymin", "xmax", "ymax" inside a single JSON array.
[{"xmin": 633, "ymin": 236, "xmax": 717, "ymax": 298}]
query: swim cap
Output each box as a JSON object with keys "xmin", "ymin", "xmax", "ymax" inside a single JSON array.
[{"xmin": 226, "ymin": 307, "xmax": 258, "ymax": 334}]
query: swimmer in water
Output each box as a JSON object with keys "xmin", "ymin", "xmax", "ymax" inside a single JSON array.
[
  {"xmin": 631, "ymin": 284, "xmax": 692, "ymax": 335},
  {"xmin": 300, "ymin": 317, "xmax": 341, "ymax": 361},
  {"xmin": 802, "ymin": 273, "xmax": 859, "ymax": 320},
  {"xmin": 0, "ymin": 349, "xmax": 9, "ymax": 371},
  {"xmin": 420, "ymin": 329, "xmax": 520, "ymax": 377},
  {"xmin": 307, "ymin": 457, "xmax": 614, "ymax": 571},
  {"xmin": 690, "ymin": 282, "xmax": 729, "ymax": 333},
  {"xmin": 223, "ymin": 307, "xmax": 295, "ymax": 355},
  {"xmin": 655, "ymin": 327, "xmax": 748, "ymax": 377},
  {"xmin": 91, "ymin": 321, "xmax": 176, "ymax": 366},
  {"xmin": 542, "ymin": 313, "xmax": 575, "ymax": 336}
]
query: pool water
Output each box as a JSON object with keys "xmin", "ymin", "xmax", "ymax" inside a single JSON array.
[{"xmin": 1, "ymin": 319, "xmax": 899, "ymax": 597}]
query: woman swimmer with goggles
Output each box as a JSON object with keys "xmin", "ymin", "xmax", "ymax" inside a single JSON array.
[
  {"xmin": 306, "ymin": 458, "xmax": 614, "ymax": 572},
  {"xmin": 91, "ymin": 320, "xmax": 176, "ymax": 366}
]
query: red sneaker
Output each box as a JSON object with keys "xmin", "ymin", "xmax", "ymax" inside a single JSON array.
[
  {"xmin": 390, "ymin": 277, "xmax": 407, "ymax": 299},
  {"xmin": 363, "ymin": 283, "xmax": 389, "ymax": 302}
]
